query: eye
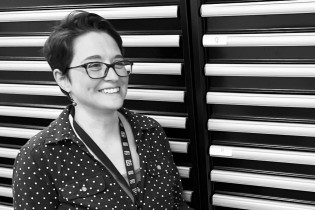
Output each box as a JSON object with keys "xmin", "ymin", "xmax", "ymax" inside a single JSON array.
[
  {"xmin": 87, "ymin": 62, "xmax": 103, "ymax": 71},
  {"xmin": 114, "ymin": 61, "xmax": 126, "ymax": 69}
]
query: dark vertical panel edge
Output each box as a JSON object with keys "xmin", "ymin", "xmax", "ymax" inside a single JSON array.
[
  {"xmin": 179, "ymin": 0, "xmax": 202, "ymax": 209},
  {"xmin": 186, "ymin": 0, "xmax": 212, "ymax": 209}
]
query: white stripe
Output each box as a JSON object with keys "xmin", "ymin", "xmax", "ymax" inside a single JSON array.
[
  {"xmin": 126, "ymin": 89, "xmax": 184, "ymax": 102},
  {"xmin": 0, "ymin": 106, "xmax": 186, "ymax": 129},
  {"xmin": 208, "ymin": 119, "xmax": 315, "ymax": 137},
  {"xmin": 207, "ymin": 92, "xmax": 315, "ymax": 108},
  {"xmin": 169, "ymin": 141, "xmax": 188, "ymax": 153},
  {"xmin": 147, "ymin": 115, "xmax": 186, "ymax": 129},
  {"xmin": 0, "ymin": 147, "xmax": 19, "ymax": 159},
  {"xmin": 0, "ymin": 6, "xmax": 178, "ymax": 22},
  {"xmin": 0, "ymin": 168, "xmax": 12, "ymax": 179},
  {"xmin": 0, "ymin": 186, "xmax": 12, "ymax": 198},
  {"xmin": 177, "ymin": 166, "xmax": 191, "ymax": 178},
  {"xmin": 0, "ymin": 36, "xmax": 47, "ymax": 47},
  {"xmin": 211, "ymin": 170, "xmax": 315, "ymax": 192},
  {"xmin": 0, "ymin": 35, "xmax": 180, "ymax": 47},
  {"xmin": 0, "ymin": 61, "xmax": 182, "ymax": 75},
  {"xmin": 0, "ymin": 84, "xmax": 184, "ymax": 102},
  {"xmin": 203, "ymin": 33, "xmax": 315, "ymax": 47},
  {"xmin": 183, "ymin": 190, "xmax": 193, "ymax": 202},
  {"xmin": 0, "ymin": 84, "xmax": 62, "ymax": 96},
  {"xmin": 0, "ymin": 105, "xmax": 185, "ymax": 134},
  {"xmin": 121, "ymin": 35, "xmax": 180, "ymax": 47},
  {"xmin": 0, "ymin": 127, "xmax": 40, "ymax": 139},
  {"xmin": 201, "ymin": 0, "xmax": 315, "ymax": 17},
  {"xmin": 213, "ymin": 194, "xmax": 315, "ymax": 210},
  {"xmin": 0, "ymin": 61, "xmax": 51, "ymax": 71},
  {"xmin": 205, "ymin": 63, "xmax": 315, "ymax": 77},
  {"xmin": 210, "ymin": 145, "xmax": 315, "ymax": 166},
  {"xmin": 0, "ymin": 205, "xmax": 12, "ymax": 210},
  {"xmin": 0, "ymin": 106, "xmax": 61, "ymax": 119},
  {"xmin": 132, "ymin": 63, "xmax": 182, "ymax": 75}
]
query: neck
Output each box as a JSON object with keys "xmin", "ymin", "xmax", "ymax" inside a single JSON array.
[{"xmin": 73, "ymin": 104, "xmax": 119, "ymax": 134}]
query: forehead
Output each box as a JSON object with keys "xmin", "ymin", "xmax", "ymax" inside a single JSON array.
[{"xmin": 71, "ymin": 31, "xmax": 122, "ymax": 64}]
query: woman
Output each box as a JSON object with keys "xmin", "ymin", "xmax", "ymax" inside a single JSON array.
[{"xmin": 12, "ymin": 11, "xmax": 192, "ymax": 209}]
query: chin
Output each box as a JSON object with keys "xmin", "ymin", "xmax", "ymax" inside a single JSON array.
[
  {"xmin": 86, "ymin": 94, "xmax": 125, "ymax": 111},
  {"xmin": 102, "ymin": 100, "xmax": 124, "ymax": 111}
]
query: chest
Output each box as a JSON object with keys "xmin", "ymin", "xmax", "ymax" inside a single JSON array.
[
  {"xmin": 75, "ymin": 113, "xmax": 140, "ymax": 175},
  {"xmin": 50, "ymin": 148, "xmax": 174, "ymax": 209},
  {"xmin": 96, "ymin": 130, "xmax": 140, "ymax": 175},
  {"xmin": 41, "ymin": 132, "xmax": 175, "ymax": 209}
]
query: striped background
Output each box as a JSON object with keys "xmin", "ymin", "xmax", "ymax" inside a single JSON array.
[{"xmin": 2, "ymin": 0, "xmax": 315, "ymax": 209}]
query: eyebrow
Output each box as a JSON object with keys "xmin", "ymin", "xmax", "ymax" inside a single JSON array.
[
  {"xmin": 81, "ymin": 55, "xmax": 102, "ymax": 63},
  {"xmin": 114, "ymin": 55, "xmax": 124, "ymax": 59},
  {"xmin": 81, "ymin": 54, "xmax": 124, "ymax": 63}
]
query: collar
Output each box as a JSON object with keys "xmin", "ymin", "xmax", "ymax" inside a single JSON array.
[
  {"xmin": 119, "ymin": 107, "xmax": 158, "ymax": 131},
  {"xmin": 44, "ymin": 105, "xmax": 158, "ymax": 145}
]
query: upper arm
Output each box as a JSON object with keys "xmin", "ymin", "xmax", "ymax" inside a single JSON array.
[
  {"xmin": 12, "ymin": 145, "xmax": 59, "ymax": 210},
  {"xmin": 150, "ymin": 124, "xmax": 192, "ymax": 208}
]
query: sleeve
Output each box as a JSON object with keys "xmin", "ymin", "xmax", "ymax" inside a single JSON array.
[
  {"xmin": 12, "ymin": 145, "xmax": 59, "ymax": 210},
  {"xmin": 154, "ymin": 124, "xmax": 194, "ymax": 210}
]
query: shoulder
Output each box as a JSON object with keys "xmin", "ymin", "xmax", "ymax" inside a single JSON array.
[
  {"xmin": 119, "ymin": 107, "xmax": 161, "ymax": 130},
  {"xmin": 18, "ymin": 120, "xmax": 56, "ymax": 158},
  {"xmin": 119, "ymin": 108, "xmax": 172, "ymax": 157},
  {"xmin": 14, "ymin": 127, "xmax": 49, "ymax": 173},
  {"xmin": 18, "ymin": 106, "xmax": 73, "ymax": 158}
]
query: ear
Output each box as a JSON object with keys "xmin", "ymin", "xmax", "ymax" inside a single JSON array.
[{"xmin": 53, "ymin": 69, "xmax": 71, "ymax": 93}]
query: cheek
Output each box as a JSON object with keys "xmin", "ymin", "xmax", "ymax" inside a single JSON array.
[
  {"xmin": 122, "ymin": 77, "xmax": 129, "ymax": 86},
  {"xmin": 73, "ymin": 78, "xmax": 98, "ymax": 93},
  {"xmin": 120, "ymin": 78, "xmax": 128, "ymax": 96}
]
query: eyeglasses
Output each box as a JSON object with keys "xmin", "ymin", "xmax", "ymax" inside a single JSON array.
[{"xmin": 67, "ymin": 60, "xmax": 133, "ymax": 79}]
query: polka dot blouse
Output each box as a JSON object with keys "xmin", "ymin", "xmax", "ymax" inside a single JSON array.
[{"xmin": 12, "ymin": 105, "xmax": 192, "ymax": 210}]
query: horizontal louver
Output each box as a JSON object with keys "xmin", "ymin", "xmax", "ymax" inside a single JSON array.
[
  {"xmin": 202, "ymin": 0, "xmax": 315, "ymax": 209},
  {"xmin": 0, "ymin": 1, "xmax": 198, "ymax": 208}
]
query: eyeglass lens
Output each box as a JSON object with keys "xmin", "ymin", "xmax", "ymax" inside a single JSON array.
[{"xmin": 86, "ymin": 61, "xmax": 131, "ymax": 78}]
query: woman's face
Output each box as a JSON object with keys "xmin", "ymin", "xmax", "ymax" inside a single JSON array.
[{"xmin": 67, "ymin": 31, "xmax": 128, "ymax": 112}]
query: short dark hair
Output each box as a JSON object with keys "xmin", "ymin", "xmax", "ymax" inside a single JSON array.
[{"xmin": 43, "ymin": 10, "xmax": 123, "ymax": 96}]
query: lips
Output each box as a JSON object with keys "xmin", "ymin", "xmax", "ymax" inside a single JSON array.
[{"xmin": 99, "ymin": 87, "xmax": 120, "ymax": 94}]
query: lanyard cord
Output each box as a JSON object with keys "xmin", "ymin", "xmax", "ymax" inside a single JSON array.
[
  {"xmin": 118, "ymin": 119, "xmax": 139, "ymax": 199},
  {"xmin": 72, "ymin": 116, "xmax": 139, "ymax": 207}
]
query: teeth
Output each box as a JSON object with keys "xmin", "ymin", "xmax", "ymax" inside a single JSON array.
[{"xmin": 100, "ymin": 87, "xmax": 120, "ymax": 94}]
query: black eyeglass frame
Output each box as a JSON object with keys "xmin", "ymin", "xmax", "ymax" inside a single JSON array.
[{"xmin": 67, "ymin": 60, "xmax": 133, "ymax": 79}]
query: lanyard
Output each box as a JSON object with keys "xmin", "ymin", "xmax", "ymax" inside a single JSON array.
[
  {"xmin": 118, "ymin": 120, "xmax": 139, "ymax": 198},
  {"xmin": 72, "ymin": 114, "xmax": 139, "ymax": 207}
]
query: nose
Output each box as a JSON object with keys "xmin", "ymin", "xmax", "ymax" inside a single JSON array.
[{"xmin": 104, "ymin": 67, "xmax": 119, "ymax": 81}]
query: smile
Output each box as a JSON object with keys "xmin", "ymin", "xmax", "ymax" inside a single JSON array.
[{"xmin": 99, "ymin": 87, "xmax": 120, "ymax": 94}]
